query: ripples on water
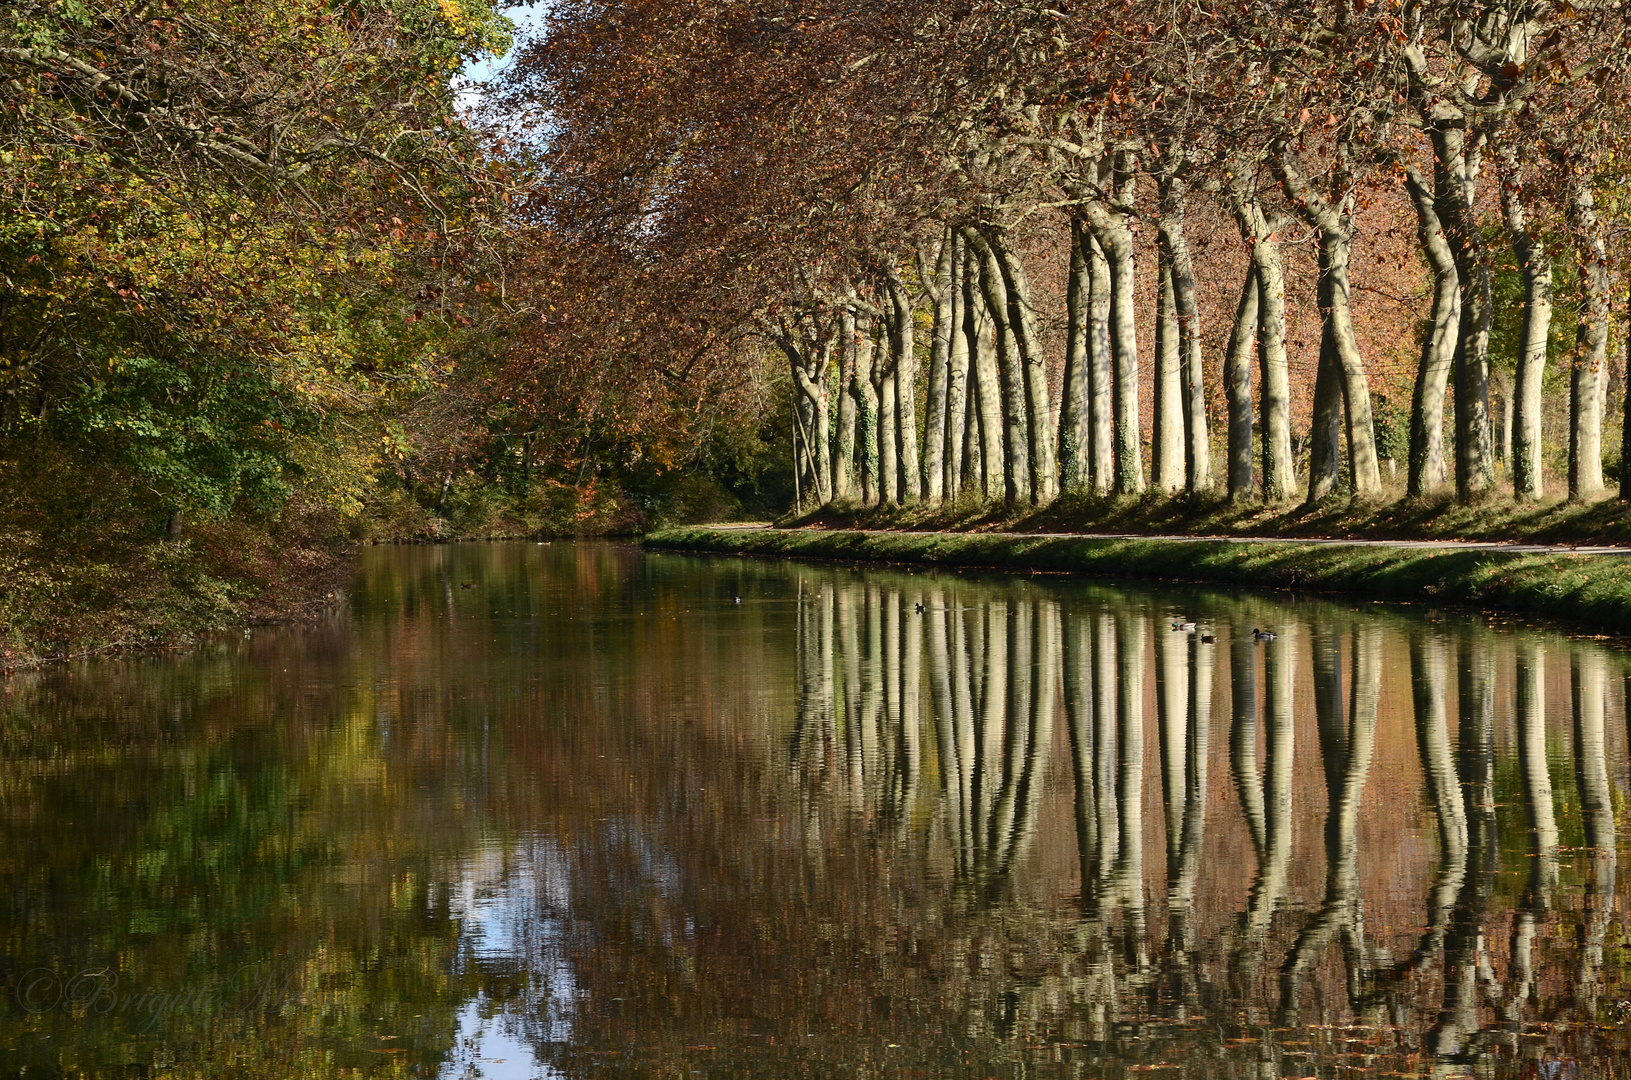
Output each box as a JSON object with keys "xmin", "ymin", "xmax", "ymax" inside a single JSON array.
[{"xmin": 3, "ymin": 541, "xmax": 1630, "ymax": 1078}]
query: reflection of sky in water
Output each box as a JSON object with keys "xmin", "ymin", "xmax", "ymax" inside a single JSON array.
[{"xmin": 440, "ymin": 837, "xmax": 574, "ymax": 1079}]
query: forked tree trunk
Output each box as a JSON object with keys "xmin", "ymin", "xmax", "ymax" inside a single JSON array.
[
  {"xmin": 1226, "ymin": 169, "xmax": 1295, "ymax": 501},
  {"xmin": 1059, "ymin": 219, "xmax": 1092, "ymax": 493},
  {"xmin": 1504, "ymin": 162, "xmax": 1552, "ymax": 501},
  {"xmin": 1164, "ymin": 177, "xmax": 1212, "ymax": 495},
  {"xmin": 989, "ymin": 228, "xmax": 1057, "ymax": 501},
  {"xmin": 1403, "ymin": 162, "xmax": 1458, "ymax": 497},
  {"xmin": 922, "ymin": 235, "xmax": 953, "ymax": 505},
  {"xmin": 1223, "ymin": 263, "xmax": 1259, "ymax": 501},
  {"xmin": 1153, "ymin": 255, "xmax": 1185, "ymax": 493},
  {"xmin": 964, "ymin": 226, "xmax": 1031, "ymax": 505},
  {"xmin": 1085, "ymin": 229, "xmax": 1115, "ymax": 494},
  {"xmin": 1569, "ymin": 181, "xmax": 1609, "ymax": 500},
  {"xmin": 1277, "ymin": 149, "xmax": 1381, "ymax": 501},
  {"xmin": 1083, "ymin": 156, "xmax": 1143, "ymax": 496}
]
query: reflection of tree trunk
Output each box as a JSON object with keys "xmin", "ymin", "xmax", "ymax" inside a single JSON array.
[
  {"xmin": 838, "ymin": 584, "xmax": 863, "ymax": 809},
  {"xmin": 1572, "ymin": 649, "xmax": 1613, "ymax": 1011},
  {"xmin": 1065, "ymin": 611, "xmax": 1099, "ymax": 900},
  {"xmin": 964, "ymin": 245, "xmax": 1005, "ymax": 500},
  {"xmin": 1365, "ymin": 631, "xmax": 1467, "ymax": 1006},
  {"xmin": 1281, "ymin": 626, "xmax": 1378, "ymax": 1025},
  {"xmin": 900, "ymin": 590, "xmax": 923, "ymax": 814},
  {"xmin": 1230, "ymin": 632, "xmax": 1265, "ymax": 857},
  {"xmin": 1165, "ymin": 631, "xmax": 1212, "ymax": 1004},
  {"xmin": 1505, "ymin": 640, "xmax": 1558, "ymax": 1022},
  {"xmin": 1241, "ymin": 623, "xmax": 1295, "ymax": 954},
  {"xmin": 1114, "ymin": 611, "xmax": 1148, "ymax": 970},
  {"xmin": 997, "ymin": 600, "xmax": 1056, "ymax": 880},
  {"xmin": 928, "ymin": 590, "xmax": 960, "ymax": 868},
  {"xmin": 1092, "ymin": 612, "xmax": 1120, "ymax": 907},
  {"xmin": 1157, "ymin": 627, "xmax": 1189, "ymax": 884},
  {"xmin": 1430, "ymin": 637, "xmax": 1496, "ymax": 1060},
  {"xmin": 975, "ymin": 601, "xmax": 1008, "ymax": 881}
]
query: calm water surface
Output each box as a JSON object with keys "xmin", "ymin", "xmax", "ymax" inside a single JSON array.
[{"xmin": 5, "ymin": 541, "xmax": 1631, "ymax": 1078}]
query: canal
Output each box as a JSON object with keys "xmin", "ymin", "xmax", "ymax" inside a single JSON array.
[{"xmin": 3, "ymin": 540, "xmax": 1628, "ymax": 1077}]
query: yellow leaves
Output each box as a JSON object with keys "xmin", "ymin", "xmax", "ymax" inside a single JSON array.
[{"xmin": 436, "ymin": 0, "xmax": 465, "ymax": 31}]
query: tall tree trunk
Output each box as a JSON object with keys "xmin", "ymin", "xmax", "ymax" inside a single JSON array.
[
  {"xmin": 1439, "ymin": 128, "xmax": 1494, "ymax": 498},
  {"xmin": 989, "ymin": 227, "xmax": 1057, "ymax": 501},
  {"xmin": 1622, "ymin": 273, "xmax": 1631, "ymax": 500},
  {"xmin": 923, "ymin": 234, "xmax": 954, "ymax": 505},
  {"xmin": 1403, "ymin": 162, "xmax": 1459, "ymax": 497},
  {"xmin": 946, "ymin": 234, "xmax": 969, "ymax": 500},
  {"xmin": 874, "ymin": 352, "xmax": 898, "ymax": 506},
  {"xmin": 1086, "ymin": 228, "xmax": 1115, "ymax": 494},
  {"xmin": 964, "ymin": 243, "xmax": 1005, "ymax": 499},
  {"xmin": 854, "ymin": 315, "xmax": 880, "ymax": 506},
  {"xmin": 834, "ymin": 309, "xmax": 858, "ymax": 501},
  {"xmin": 1159, "ymin": 173, "xmax": 1211, "ymax": 494},
  {"xmin": 1060, "ymin": 218, "xmax": 1092, "ymax": 493},
  {"xmin": 1504, "ymin": 160, "xmax": 1552, "ymax": 501},
  {"xmin": 1224, "ymin": 264, "xmax": 1259, "ymax": 501},
  {"xmin": 884, "ymin": 268, "xmax": 921, "ymax": 503},
  {"xmin": 1569, "ymin": 180, "xmax": 1609, "ymax": 500},
  {"xmin": 965, "ymin": 227, "xmax": 1031, "ymax": 505},
  {"xmin": 1153, "ymin": 254, "xmax": 1185, "ymax": 493}
]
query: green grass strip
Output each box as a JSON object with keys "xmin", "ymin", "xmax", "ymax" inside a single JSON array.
[{"xmin": 644, "ymin": 526, "xmax": 1631, "ymax": 634}]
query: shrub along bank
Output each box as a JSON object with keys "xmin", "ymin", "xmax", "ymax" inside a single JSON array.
[{"xmin": 643, "ymin": 526, "xmax": 1631, "ymax": 634}]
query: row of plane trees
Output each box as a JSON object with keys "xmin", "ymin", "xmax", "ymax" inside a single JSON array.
[
  {"xmin": 787, "ymin": 576, "xmax": 1622, "ymax": 1063},
  {"xmin": 722, "ymin": 0, "xmax": 1631, "ymax": 511}
]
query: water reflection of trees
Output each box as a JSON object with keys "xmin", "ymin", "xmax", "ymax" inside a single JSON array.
[{"xmin": 790, "ymin": 577, "xmax": 1631, "ymax": 1072}]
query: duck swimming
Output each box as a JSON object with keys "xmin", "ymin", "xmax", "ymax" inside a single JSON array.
[
  {"xmin": 1171, "ymin": 621, "xmax": 1196, "ymax": 633},
  {"xmin": 1252, "ymin": 627, "xmax": 1277, "ymax": 641}
]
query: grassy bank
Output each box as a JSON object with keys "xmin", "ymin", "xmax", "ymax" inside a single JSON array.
[
  {"xmin": 644, "ymin": 525, "xmax": 1631, "ymax": 634},
  {"xmin": 782, "ymin": 488, "xmax": 1631, "ymax": 545}
]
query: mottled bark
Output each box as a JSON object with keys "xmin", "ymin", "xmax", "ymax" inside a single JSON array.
[
  {"xmin": 1306, "ymin": 335, "xmax": 1344, "ymax": 504},
  {"xmin": 1224, "ymin": 264, "xmax": 1259, "ymax": 501},
  {"xmin": 989, "ymin": 227, "xmax": 1057, "ymax": 501},
  {"xmin": 922, "ymin": 234, "xmax": 954, "ymax": 505},
  {"xmin": 1402, "ymin": 162, "xmax": 1458, "ymax": 497},
  {"xmin": 1277, "ymin": 149, "xmax": 1381, "ymax": 500},
  {"xmin": 964, "ymin": 226, "xmax": 1030, "ymax": 505},
  {"xmin": 1083, "ymin": 154, "xmax": 1144, "ymax": 495},
  {"xmin": 963, "ymin": 243, "xmax": 1005, "ymax": 499},
  {"xmin": 883, "ymin": 268, "xmax": 921, "ymax": 503},
  {"xmin": 945, "ymin": 234, "xmax": 970, "ymax": 500},
  {"xmin": 834, "ymin": 309, "xmax": 857, "ymax": 501},
  {"xmin": 1159, "ymin": 173, "xmax": 1211, "ymax": 494},
  {"xmin": 1086, "ymin": 229, "xmax": 1115, "ymax": 494},
  {"xmin": 853, "ymin": 316, "xmax": 879, "ymax": 506},
  {"xmin": 1153, "ymin": 256, "xmax": 1185, "ymax": 493},
  {"xmin": 1503, "ymin": 161, "xmax": 1552, "ymax": 501},
  {"xmin": 1225, "ymin": 167, "xmax": 1294, "ymax": 501},
  {"xmin": 1060, "ymin": 219, "xmax": 1092, "ymax": 493},
  {"xmin": 1569, "ymin": 181, "xmax": 1609, "ymax": 500}
]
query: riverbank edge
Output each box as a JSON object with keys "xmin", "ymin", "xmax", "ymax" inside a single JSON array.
[{"xmin": 643, "ymin": 526, "xmax": 1631, "ymax": 634}]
